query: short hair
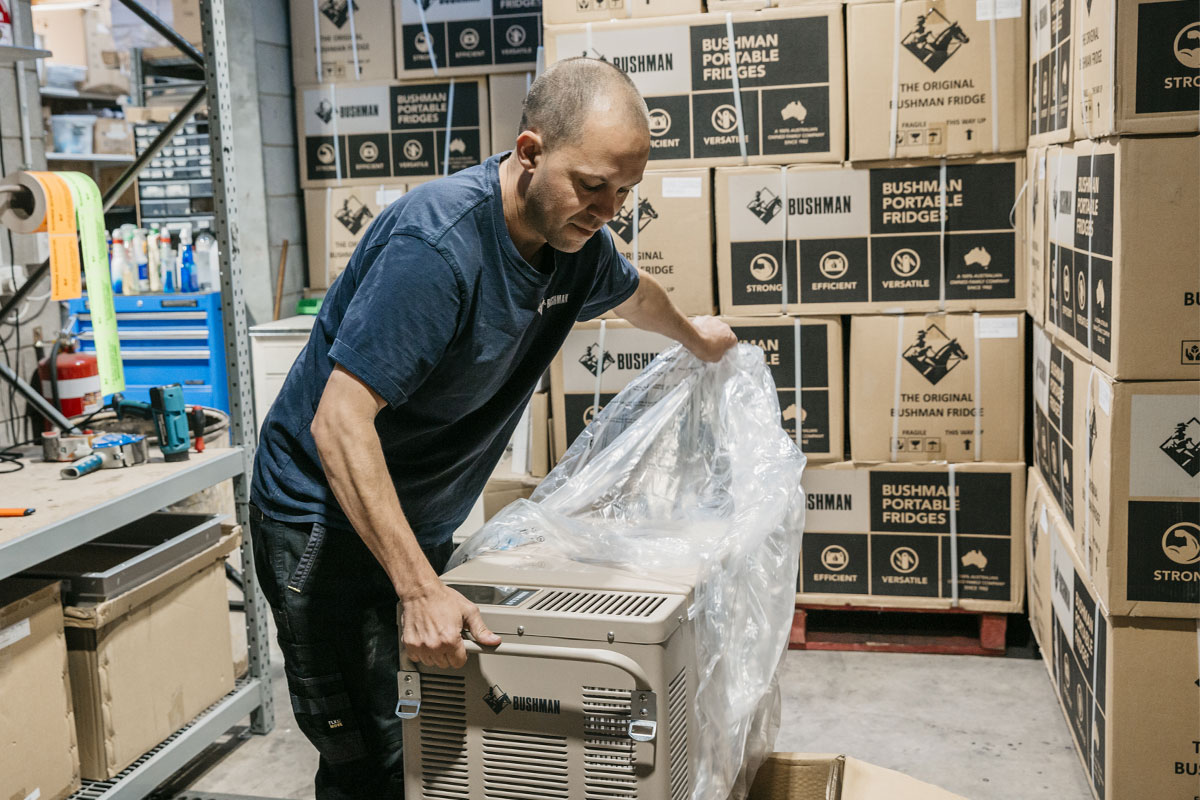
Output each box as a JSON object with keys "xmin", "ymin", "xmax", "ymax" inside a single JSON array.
[{"xmin": 518, "ymin": 57, "xmax": 650, "ymax": 150}]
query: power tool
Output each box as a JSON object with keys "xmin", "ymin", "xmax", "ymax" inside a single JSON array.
[{"xmin": 110, "ymin": 384, "xmax": 206, "ymax": 462}]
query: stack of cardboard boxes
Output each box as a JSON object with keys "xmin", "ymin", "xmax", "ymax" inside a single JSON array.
[
  {"xmin": 292, "ymin": 0, "xmax": 540, "ymax": 289},
  {"xmin": 1022, "ymin": 0, "xmax": 1199, "ymax": 787}
]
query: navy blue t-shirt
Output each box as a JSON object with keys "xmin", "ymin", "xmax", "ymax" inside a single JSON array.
[{"xmin": 251, "ymin": 153, "xmax": 639, "ymax": 545}]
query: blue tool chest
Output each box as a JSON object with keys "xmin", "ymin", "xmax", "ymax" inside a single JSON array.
[{"xmin": 66, "ymin": 292, "xmax": 229, "ymax": 412}]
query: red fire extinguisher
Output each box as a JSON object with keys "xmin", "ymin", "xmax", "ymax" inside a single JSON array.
[{"xmin": 38, "ymin": 342, "xmax": 102, "ymax": 420}]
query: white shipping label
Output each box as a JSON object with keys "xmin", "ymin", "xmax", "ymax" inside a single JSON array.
[
  {"xmin": 399, "ymin": 0, "xmax": 493, "ymax": 24},
  {"xmin": 800, "ymin": 468, "xmax": 871, "ymax": 534},
  {"xmin": 1096, "ymin": 378, "xmax": 1112, "ymax": 416},
  {"xmin": 376, "ymin": 188, "xmax": 406, "ymax": 206},
  {"xmin": 976, "ymin": 0, "xmax": 1022, "ymax": 20},
  {"xmin": 0, "ymin": 618, "xmax": 31, "ymax": 651},
  {"xmin": 1128, "ymin": 394, "xmax": 1200, "ymax": 499},
  {"xmin": 661, "ymin": 176, "xmax": 702, "ymax": 198},
  {"xmin": 976, "ymin": 316, "xmax": 1020, "ymax": 339}
]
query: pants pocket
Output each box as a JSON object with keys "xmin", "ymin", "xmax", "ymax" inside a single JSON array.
[
  {"xmin": 287, "ymin": 522, "xmax": 327, "ymax": 594},
  {"xmin": 283, "ymin": 646, "xmax": 370, "ymax": 765}
]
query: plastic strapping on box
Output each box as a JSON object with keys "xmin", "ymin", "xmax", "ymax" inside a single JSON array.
[
  {"xmin": 443, "ymin": 79, "xmax": 456, "ymax": 177},
  {"xmin": 1053, "ymin": 343, "xmax": 1068, "ymax": 515},
  {"xmin": 724, "ymin": 13, "xmax": 749, "ymax": 166},
  {"xmin": 330, "ymin": 83, "xmax": 343, "ymax": 181},
  {"xmin": 948, "ymin": 463, "xmax": 960, "ymax": 606},
  {"xmin": 346, "ymin": 0, "xmax": 360, "ymax": 79},
  {"xmin": 1085, "ymin": 144, "xmax": 1096, "ymax": 356},
  {"xmin": 625, "ymin": 0, "xmax": 633, "ymax": 19},
  {"xmin": 1009, "ymin": 177, "xmax": 1028, "ymax": 229},
  {"xmin": 311, "ymin": 0, "xmax": 323, "ymax": 82},
  {"xmin": 632, "ymin": 184, "xmax": 640, "ymax": 273},
  {"xmin": 888, "ymin": 0, "xmax": 904, "ymax": 160},
  {"xmin": 972, "ymin": 312, "xmax": 982, "ymax": 461},
  {"xmin": 987, "ymin": 0, "xmax": 999, "ymax": 152},
  {"xmin": 1031, "ymin": 0, "xmax": 1041, "ymax": 132},
  {"xmin": 535, "ymin": 48, "xmax": 545, "ymax": 78},
  {"xmin": 1090, "ymin": 596, "xmax": 1103, "ymax": 781},
  {"xmin": 938, "ymin": 159, "xmax": 948, "ymax": 311},
  {"xmin": 793, "ymin": 317, "xmax": 803, "ymax": 446},
  {"xmin": 1052, "ymin": 146, "xmax": 1063, "ymax": 329},
  {"xmin": 525, "ymin": 70, "xmax": 533, "ymax": 91},
  {"xmin": 779, "ymin": 165, "xmax": 789, "ymax": 314},
  {"xmin": 890, "ymin": 313, "xmax": 905, "ymax": 461},
  {"xmin": 1107, "ymin": 0, "xmax": 1117, "ymax": 133},
  {"xmin": 592, "ymin": 318, "xmax": 607, "ymax": 423},
  {"xmin": 1082, "ymin": 365, "xmax": 1096, "ymax": 578},
  {"xmin": 585, "ymin": 23, "xmax": 594, "ymax": 59},
  {"xmin": 324, "ymin": 186, "xmax": 333, "ymax": 285},
  {"xmin": 417, "ymin": 1, "xmax": 439, "ymax": 75}
]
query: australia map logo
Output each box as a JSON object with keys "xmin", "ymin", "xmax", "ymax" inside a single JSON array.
[
  {"xmin": 579, "ymin": 343, "xmax": 615, "ymax": 377},
  {"xmin": 1161, "ymin": 417, "xmax": 1200, "ymax": 477},
  {"xmin": 903, "ymin": 324, "xmax": 968, "ymax": 385},
  {"xmin": 902, "ymin": 9, "xmax": 970, "ymax": 72}
]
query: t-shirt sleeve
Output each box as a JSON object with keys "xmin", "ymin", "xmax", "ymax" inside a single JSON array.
[
  {"xmin": 576, "ymin": 227, "xmax": 641, "ymax": 321},
  {"xmin": 328, "ymin": 235, "xmax": 463, "ymax": 408}
]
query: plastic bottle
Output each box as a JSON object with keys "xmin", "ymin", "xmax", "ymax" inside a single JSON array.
[
  {"xmin": 159, "ymin": 228, "xmax": 176, "ymax": 293},
  {"xmin": 110, "ymin": 229, "xmax": 126, "ymax": 294},
  {"xmin": 132, "ymin": 228, "xmax": 150, "ymax": 292},
  {"xmin": 194, "ymin": 231, "xmax": 219, "ymax": 291},
  {"xmin": 178, "ymin": 226, "xmax": 198, "ymax": 293},
  {"xmin": 147, "ymin": 224, "xmax": 162, "ymax": 292}
]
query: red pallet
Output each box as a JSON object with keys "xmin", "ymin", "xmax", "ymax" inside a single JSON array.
[{"xmin": 789, "ymin": 603, "xmax": 1008, "ymax": 656}]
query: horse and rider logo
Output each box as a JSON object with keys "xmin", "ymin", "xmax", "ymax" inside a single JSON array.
[
  {"xmin": 608, "ymin": 198, "xmax": 659, "ymax": 244},
  {"xmin": 334, "ymin": 194, "xmax": 373, "ymax": 234},
  {"xmin": 482, "ymin": 684, "xmax": 511, "ymax": 715},
  {"xmin": 902, "ymin": 9, "xmax": 970, "ymax": 72},
  {"xmin": 903, "ymin": 324, "xmax": 968, "ymax": 385},
  {"xmin": 1161, "ymin": 417, "xmax": 1200, "ymax": 477},
  {"xmin": 747, "ymin": 187, "xmax": 784, "ymax": 225},
  {"xmin": 579, "ymin": 343, "xmax": 615, "ymax": 377},
  {"xmin": 320, "ymin": 0, "xmax": 358, "ymax": 28}
]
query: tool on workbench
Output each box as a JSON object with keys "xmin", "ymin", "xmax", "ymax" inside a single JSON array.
[
  {"xmin": 0, "ymin": 508, "xmax": 35, "ymax": 517},
  {"xmin": 110, "ymin": 384, "xmax": 206, "ymax": 462},
  {"xmin": 59, "ymin": 432, "xmax": 149, "ymax": 479}
]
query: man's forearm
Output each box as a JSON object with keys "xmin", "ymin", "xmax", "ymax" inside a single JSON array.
[
  {"xmin": 312, "ymin": 408, "xmax": 438, "ymax": 599},
  {"xmin": 615, "ymin": 270, "xmax": 706, "ymax": 351}
]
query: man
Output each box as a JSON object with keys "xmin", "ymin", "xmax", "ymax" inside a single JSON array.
[{"xmin": 250, "ymin": 57, "xmax": 737, "ymax": 798}]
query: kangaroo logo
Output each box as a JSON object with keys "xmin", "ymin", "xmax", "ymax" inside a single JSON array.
[
  {"xmin": 334, "ymin": 194, "xmax": 373, "ymax": 234},
  {"xmin": 902, "ymin": 9, "xmax": 970, "ymax": 72},
  {"xmin": 1161, "ymin": 418, "xmax": 1200, "ymax": 477},
  {"xmin": 319, "ymin": 0, "xmax": 359, "ymax": 28},
  {"xmin": 608, "ymin": 198, "xmax": 658, "ymax": 244},
  {"xmin": 747, "ymin": 187, "xmax": 783, "ymax": 224},
  {"xmin": 482, "ymin": 684, "xmax": 511, "ymax": 715},
  {"xmin": 579, "ymin": 343, "xmax": 615, "ymax": 377},
  {"xmin": 903, "ymin": 324, "xmax": 968, "ymax": 385}
]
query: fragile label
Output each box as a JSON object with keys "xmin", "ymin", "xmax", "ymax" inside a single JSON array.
[
  {"xmin": 976, "ymin": 0, "xmax": 1022, "ymax": 20},
  {"xmin": 0, "ymin": 618, "xmax": 31, "ymax": 651},
  {"xmin": 661, "ymin": 176, "xmax": 703, "ymax": 198},
  {"xmin": 976, "ymin": 316, "xmax": 1020, "ymax": 338}
]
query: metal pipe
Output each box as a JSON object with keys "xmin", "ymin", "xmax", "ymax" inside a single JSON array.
[
  {"xmin": 112, "ymin": 0, "xmax": 206, "ymax": 67},
  {"xmin": 0, "ymin": 259, "xmax": 50, "ymax": 326},
  {"xmin": 102, "ymin": 85, "xmax": 207, "ymax": 212},
  {"xmin": 0, "ymin": 360, "xmax": 80, "ymax": 433}
]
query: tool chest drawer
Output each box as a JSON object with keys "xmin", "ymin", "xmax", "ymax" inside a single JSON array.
[{"xmin": 66, "ymin": 292, "xmax": 229, "ymax": 412}]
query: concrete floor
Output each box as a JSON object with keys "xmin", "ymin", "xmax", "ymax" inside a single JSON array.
[{"xmin": 183, "ymin": 616, "xmax": 1092, "ymax": 800}]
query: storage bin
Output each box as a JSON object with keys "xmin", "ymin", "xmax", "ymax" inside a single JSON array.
[{"xmin": 50, "ymin": 114, "xmax": 98, "ymax": 155}]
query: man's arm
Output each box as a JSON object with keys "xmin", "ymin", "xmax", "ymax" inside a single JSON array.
[
  {"xmin": 613, "ymin": 269, "xmax": 737, "ymax": 362},
  {"xmin": 310, "ymin": 365, "xmax": 501, "ymax": 669}
]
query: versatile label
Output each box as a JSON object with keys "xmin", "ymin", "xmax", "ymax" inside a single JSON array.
[
  {"xmin": 302, "ymin": 81, "xmax": 484, "ymax": 182},
  {"xmin": 724, "ymin": 161, "xmax": 1019, "ymax": 308},
  {"xmin": 398, "ymin": 0, "xmax": 541, "ymax": 73}
]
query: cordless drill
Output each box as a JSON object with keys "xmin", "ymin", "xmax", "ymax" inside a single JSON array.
[{"xmin": 111, "ymin": 384, "xmax": 205, "ymax": 462}]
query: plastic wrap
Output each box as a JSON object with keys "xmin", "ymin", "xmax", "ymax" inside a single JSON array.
[{"xmin": 450, "ymin": 343, "xmax": 806, "ymax": 800}]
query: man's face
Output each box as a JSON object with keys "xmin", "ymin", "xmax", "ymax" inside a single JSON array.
[{"xmin": 524, "ymin": 111, "xmax": 650, "ymax": 253}]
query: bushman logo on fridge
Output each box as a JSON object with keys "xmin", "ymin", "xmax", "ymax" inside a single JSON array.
[{"xmin": 1161, "ymin": 417, "xmax": 1200, "ymax": 476}]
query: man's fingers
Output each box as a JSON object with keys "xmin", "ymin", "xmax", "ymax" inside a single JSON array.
[{"xmin": 464, "ymin": 604, "xmax": 502, "ymax": 646}]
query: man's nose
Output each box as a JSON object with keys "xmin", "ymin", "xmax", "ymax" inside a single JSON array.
[{"xmin": 591, "ymin": 191, "xmax": 623, "ymax": 222}]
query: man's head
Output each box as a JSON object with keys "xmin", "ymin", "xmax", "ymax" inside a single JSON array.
[{"xmin": 510, "ymin": 58, "xmax": 651, "ymax": 254}]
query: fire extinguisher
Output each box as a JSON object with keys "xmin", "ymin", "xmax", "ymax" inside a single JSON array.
[{"xmin": 37, "ymin": 338, "xmax": 102, "ymax": 422}]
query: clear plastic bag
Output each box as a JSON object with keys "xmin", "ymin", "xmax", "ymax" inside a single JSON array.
[{"xmin": 450, "ymin": 343, "xmax": 806, "ymax": 800}]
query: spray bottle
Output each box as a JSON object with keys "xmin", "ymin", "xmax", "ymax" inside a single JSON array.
[
  {"xmin": 132, "ymin": 227, "xmax": 150, "ymax": 292},
  {"xmin": 159, "ymin": 228, "xmax": 176, "ymax": 293},
  {"xmin": 147, "ymin": 223, "xmax": 162, "ymax": 292},
  {"xmin": 110, "ymin": 229, "xmax": 127, "ymax": 294},
  {"xmin": 178, "ymin": 226, "xmax": 198, "ymax": 293}
]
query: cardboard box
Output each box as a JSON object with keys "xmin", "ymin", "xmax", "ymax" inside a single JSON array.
[
  {"xmin": 846, "ymin": 0, "xmax": 1027, "ymax": 161},
  {"xmin": 32, "ymin": 4, "xmax": 131, "ymax": 95},
  {"xmin": 483, "ymin": 472, "xmax": 541, "ymax": 519},
  {"xmin": 290, "ymin": 0, "xmax": 395, "ymax": 83},
  {"xmin": 1026, "ymin": 468, "xmax": 1200, "ymax": 800},
  {"xmin": 1025, "ymin": 467, "xmax": 1054, "ymax": 654},
  {"xmin": 798, "ymin": 461, "xmax": 1026, "ymax": 612},
  {"xmin": 66, "ymin": 531, "xmax": 238, "ymax": 779},
  {"xmin": 304, "ymin": 182, "xmax": 411, "ymax": 288},
  {"xmin": 549, "ymin": 320, "xmax": 676, "ymax": 460},
  {"xmin": 0, "ymin": 580, "xmax": 80, "ymax": 800},
  {"xmin": 544, "ymin": 6, "xmax": 846, "ymax": 168},
  {"xmin": 750, "ymin": 753, "xmax": 968, "ymax": 799},
  {"xmin": 722, "ymin": 315, "xmax": 844, "ymax": 461},
  {"xmin": 602, "ymin": 169, "xmax": 716, "ymax": 318},
  {"xmin": 1043, "ymin": 136, "xmax": 1200, "ymax": 381},
  {"xmin": 488, "ymin": 71, "xmax": 531, "ymax": 154},
  {"xmin": 395, "ymin": 0, "xmax": 541, "ymax": 78},
  {"xmin": 1025, "ymin": 145, "xmax": 1047, "ymax": 325},
  {"xmin": 1074, "ymin": 0, "xmax": 1200, "ymax": 137},
  {"xmin": 93, "ymin": 117, "xmax": 134, "ymax": 155},
  {"xmin": 296, "ymin": 77, "xmax": 490, "ymax": 188},
  {"xmin": 715, "ymin": 156, "xmax": 1026, "ymax": 316},
  {"xmin": 1028, "ymin": 0, "xmax": 1074, "ymax": 145},
  {"xmin": 543, "ymin": 0, "xmax": 697, "ymax": 26},
  {"xmin": 1032, "ymin": 324, "xmax": 1200, "ymax": 619},
  {"xmin": 849, "ymin": 312, "xmax": 1025, "ymax": 463}
]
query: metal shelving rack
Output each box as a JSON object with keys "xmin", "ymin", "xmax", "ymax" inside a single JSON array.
[{"xmin": 0, "ymin": 1, "xmax": 274, "ymax": 797}]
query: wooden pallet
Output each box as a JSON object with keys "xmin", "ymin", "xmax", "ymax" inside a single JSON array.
[{"xmin": 789, "ymin": 603, "xmax": 1008, "ymax": 656}]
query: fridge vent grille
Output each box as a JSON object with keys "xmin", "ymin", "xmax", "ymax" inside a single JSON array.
[
  {"xmin": 481, "ymin": 729, "xmax": 569, "ymax": 799},
  {"xmin": 668, "ymin": 667, "xmax": 690, "ymax": 800},
  {"xmin": 419, "ymin": 674, "xmax": 470, "ymax": 799},
  {"xmin": 530, "ymin": 590, "xmax": 667, "ymax": 618},
  {"xmin": 583, "ymin": 687, "xmax": 637, "ymax": 799}
]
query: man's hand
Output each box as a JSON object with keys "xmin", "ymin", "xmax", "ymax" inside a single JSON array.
[
  {"xmin": 686, "ymin": 315, "xmax": 738, "ymax": 363},
  {"xmin": 401, "ymin": 581, "xmax": 502, "ymax": 669}
]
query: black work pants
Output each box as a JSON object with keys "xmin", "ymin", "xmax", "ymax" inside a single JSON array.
[{"xmin": 249, "ymin": 504, "xmax": 454, "ymax": 800}]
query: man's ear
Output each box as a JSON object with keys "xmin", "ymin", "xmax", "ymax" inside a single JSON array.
[{"xmin": 514, "ymin": 130, "xmax": 544, "ymax": 171}]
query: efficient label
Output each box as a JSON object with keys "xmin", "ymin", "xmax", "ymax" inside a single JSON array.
[
  {"xmin": 977, "ymin": 316, "xmax": 1019, "ymax": 338},
  {"xmin": 661, "ymin": 176, "xmax": 703, "ymax": 198},
  {"xmin": 976, "ymin": 0, "xmax": 1022, "ymax": 21},
  {"xmin": 0, "ymin": 618, "xmax": 31, "ymax": 651}
]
